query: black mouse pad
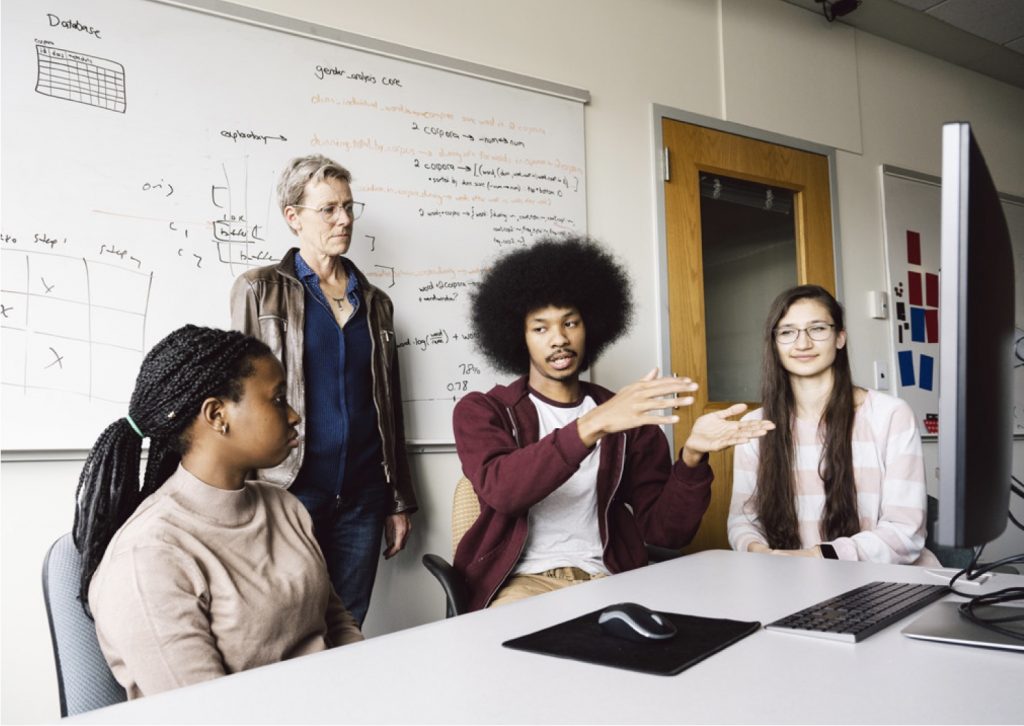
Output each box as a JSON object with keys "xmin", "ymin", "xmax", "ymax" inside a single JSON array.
[{"xmin": 502, "ymin": 607, "xmax": 761, "ymax": 676}]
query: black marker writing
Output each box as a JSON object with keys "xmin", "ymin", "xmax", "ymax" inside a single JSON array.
[
  {"xmin": 240, "ymin": 250, "xmax": 278, "ymax": 263},
  {"xmin": 143, "ymin": 180, "xmax": 173, "ymax": 196},
  {"xmin": 315, "ymin": 64, "xmax": 345, "ymax": 80},
  {"xmin": 34, "ymin": 232, "xmax": 64, "ymax": 248},
  {"xmin": 220, "ymin": 129, "xmax": 287, "ymax": 144},
  {"xmin": 45, "ymin": 347, "xmax": 64, "ymax": 369},
  {"xmin": 47, "ymin": 13, "xmax": 101, "ymax": 38},
  {"xmin": 314, "ymin": 64, "xmax": 390, "ymax": 85},
  {"xmin": 373, "ymin": 264, "xmax": 396, "ymax": 288},
  {"xmin": 35, "ymin": 45, "xmax": 125, "ymax": 113}
]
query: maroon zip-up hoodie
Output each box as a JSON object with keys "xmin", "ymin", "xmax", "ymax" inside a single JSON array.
[{"xmin": 452, "ymin": 376, "xmax": 713, "ymax": 612}]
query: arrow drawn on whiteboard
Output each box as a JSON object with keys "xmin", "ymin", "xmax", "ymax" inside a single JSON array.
[
  {"xmin": 373, "ymin": 264, "xmax": 395, "ymax": 288},
  {"xmin": 365, "ymin": 234, "xmax": 375, "ymax": 252}
]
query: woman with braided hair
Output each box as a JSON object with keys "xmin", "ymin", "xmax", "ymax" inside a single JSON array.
[{"xmin": 76, "ymin": 324, "xmax": 362, "ymax": 700}]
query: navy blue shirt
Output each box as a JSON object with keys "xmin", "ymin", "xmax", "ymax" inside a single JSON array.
[{"xmin": 291, "ymin": 253, "xmax": 385, "ymax": 500}]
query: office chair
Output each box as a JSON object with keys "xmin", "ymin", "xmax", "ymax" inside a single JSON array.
[
  {"xmin": 421, "ymin": 477, "xmax": 682, "ymax": 617},
  {"xmin": 42, "ymin": 532, "xmax": 127, "ymax": 717},
  {"xmin": 421, "ymin": 477, "xmax": 476, "ymax": 618}
]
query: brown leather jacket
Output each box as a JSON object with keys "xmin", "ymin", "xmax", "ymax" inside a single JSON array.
[{"xmin": 229, "ymin": 248, "xmax": 417, "ymax": 515}]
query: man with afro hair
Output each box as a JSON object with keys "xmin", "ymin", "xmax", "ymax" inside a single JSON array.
[{"xmin": 453, "ymin": 236, "xmax": 774, "ymax": 610}]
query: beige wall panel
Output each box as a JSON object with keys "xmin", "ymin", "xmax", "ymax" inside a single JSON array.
[{"xmin": 721, "ymin": 0, "xmax": 863, "ymax": 153}]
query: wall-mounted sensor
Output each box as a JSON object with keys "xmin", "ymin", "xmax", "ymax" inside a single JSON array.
[{"xmin": 869, "ymin": 290, "xmax": 889, "ymax": 320}]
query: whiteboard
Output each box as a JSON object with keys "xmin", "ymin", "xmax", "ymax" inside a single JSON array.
[
  {"xmin": 0, "ymin": 0, "xmax": 588, "ymax": 450},
  {"xmin": 880, "ymin": 167, "xmax": 1024, "ymax": 438}
]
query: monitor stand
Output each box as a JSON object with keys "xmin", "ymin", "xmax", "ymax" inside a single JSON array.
[{"xmin": 901, "ymin": 602, "xmax": 1024, "ymax": 652}]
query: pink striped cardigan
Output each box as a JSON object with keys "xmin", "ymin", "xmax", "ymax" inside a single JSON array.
[{"xmin": 729, "ymin": 389, "xmax": 939, "ymax": 565}]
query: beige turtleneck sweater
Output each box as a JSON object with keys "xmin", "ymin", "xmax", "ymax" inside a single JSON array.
[{"xmin": 89, "ymin": 465, "xmax": 363, "ymax": 699}]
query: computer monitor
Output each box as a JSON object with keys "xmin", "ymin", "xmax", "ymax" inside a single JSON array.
[{"xmin": 935, "ymin": 121, "xmax": 1014, "ymax": 549}]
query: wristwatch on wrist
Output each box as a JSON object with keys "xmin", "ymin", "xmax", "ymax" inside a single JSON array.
[{"xmin": 819, "ymin": 543, "xmax": 838, "ymax": 559}]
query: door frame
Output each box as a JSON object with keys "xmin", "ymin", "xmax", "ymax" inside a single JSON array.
[{"xmin": 650, "ymin": 104, "xmax": 843, "ymax": 451}]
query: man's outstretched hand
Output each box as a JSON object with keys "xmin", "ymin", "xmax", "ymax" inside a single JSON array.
[
  {"xmin": 577, "ymin": 368, "xmax": 698, "ymax": 448},
  {"xmin": 681, "ymin": 403, "xmax": 775, "ymax": 467}
]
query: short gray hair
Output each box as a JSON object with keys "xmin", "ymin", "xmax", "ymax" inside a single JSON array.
[{"xmin": 276, "ymin": 154, "xmax": 352, "ymax": 216}]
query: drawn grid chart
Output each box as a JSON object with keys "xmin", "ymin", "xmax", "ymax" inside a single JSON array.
[
  {"xmin": 1, "ymin": 0, "xmax": 587, "ymax": 450},
  {"xmin": 36, "ymin": 45, "xmax": 126, "ymax": 113},
  {"xmin": 1, "ymin": 249, "xmax": 152, "ymax": 403}
]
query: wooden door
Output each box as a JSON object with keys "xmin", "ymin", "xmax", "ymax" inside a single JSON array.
[{"xmin": 662, "ymin": 119, "xmax": 836, "ymax": 552}]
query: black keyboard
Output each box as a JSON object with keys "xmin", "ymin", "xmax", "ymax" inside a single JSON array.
[{"xmin": 765, "ymin": 581, "xmax": 949, "ymax": 643}]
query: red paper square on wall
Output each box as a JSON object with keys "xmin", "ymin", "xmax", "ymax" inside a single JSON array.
[
  {"xmin": 908, "ymin": 271, "xmax": 922, "ymax": 306},
  {"xmin": 907, "ymin": 230, "xmax": 922, "ymax": 265},
  {"xmin": 925, "ymin": 309, "xmax": 939, "ymax": 343},
  {"xmin": 925, "ymin": 273, "xmax": 938, "ymax": 308}
]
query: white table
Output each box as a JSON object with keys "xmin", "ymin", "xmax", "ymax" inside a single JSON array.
[{"xmin": 68, "ymin": 550, "xmax": 1023, "ymax": 724}]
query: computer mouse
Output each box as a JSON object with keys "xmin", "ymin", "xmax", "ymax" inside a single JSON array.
[{"xmin": 597, "ymin": 602, "xmax": 677, "ymax": 642}]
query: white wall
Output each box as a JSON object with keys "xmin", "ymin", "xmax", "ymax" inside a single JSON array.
[{"xmin": 4, "ymin": 0, "xmax": 1024, "ymax": 722}]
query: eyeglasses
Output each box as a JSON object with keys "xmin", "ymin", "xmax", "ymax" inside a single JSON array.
[
  {"xmin": 291, "ymin": 201, "xmax": 364, "ymax": 222},
  {"xmin": 774, "ymin": 323, "xmax": 835, "ymax": 345}
]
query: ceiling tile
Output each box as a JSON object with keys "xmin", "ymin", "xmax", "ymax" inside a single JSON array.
[
  {"xmin": 925, "ymin": 0, "xmax": 1024, "ymax": 46},
  {"xmin": 891, "ymin": 0, "xmax": 945, "ymax": 11}
]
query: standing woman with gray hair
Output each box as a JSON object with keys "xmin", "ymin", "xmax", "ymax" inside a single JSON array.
[{"xmin": 230, "ymin": 154, "xmax": 417, "ymax": 625}]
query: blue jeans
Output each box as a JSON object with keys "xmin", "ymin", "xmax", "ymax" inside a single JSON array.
[{"xmin": 295, "ymin": 484, "xmax": 390, "ymax": 626}]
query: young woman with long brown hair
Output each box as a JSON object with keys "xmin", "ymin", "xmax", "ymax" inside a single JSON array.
[{"xmin": 728, "ymin": 285, "xmax": 938, "ymax": 564}]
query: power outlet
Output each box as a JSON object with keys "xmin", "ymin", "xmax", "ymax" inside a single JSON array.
[{"xmin": 874, "ymin": 360, "xmax": 890, "ymax": 390}]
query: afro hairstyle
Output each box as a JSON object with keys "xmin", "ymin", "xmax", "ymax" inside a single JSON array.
[{"xmin": 470, "ymin": 235, "xmax": 634, "ymax": 375}]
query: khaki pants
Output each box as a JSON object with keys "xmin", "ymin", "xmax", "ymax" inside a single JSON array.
[{"xmin": 489, "ymin": 567, "xmax": 607, "ymax": 608}]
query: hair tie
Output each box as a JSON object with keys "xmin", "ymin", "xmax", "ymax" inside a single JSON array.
[{"xmin": 125, "ymin": 414, "xmax": 145, "ymax": 439}]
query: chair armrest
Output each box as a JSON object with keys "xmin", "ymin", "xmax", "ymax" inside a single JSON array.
[
  {"xmin": 421, "ymin": 554, "xmax": 470, "ymax": 618},
  {"xmin": 645, "ymin": 543, "xmax": 682, "ymax": 563}
]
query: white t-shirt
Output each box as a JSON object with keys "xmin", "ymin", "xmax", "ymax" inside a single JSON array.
[{"xmin": 513, "ymin": 392, "xmax": 610, "ymax": 576}]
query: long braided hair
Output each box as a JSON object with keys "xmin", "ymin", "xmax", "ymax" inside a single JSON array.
[
  {"xmin": 73, "ymin": 325, "xmax": 273, "ymax": 612},
  {"xmin": 752, "ymin": 285, "xmax": 860, "ymax": 549}
]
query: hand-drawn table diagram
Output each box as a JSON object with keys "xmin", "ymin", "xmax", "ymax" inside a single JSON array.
[
  {"xmin": 35, "ymin": 45, "xmax": 126, "ymax": 113},
  {"xmin": 1, "ymin": 248, "xmax": 152, "ymax": 405},
  {"xmin": 3, "ymin": 0, "xmax": 587, "ymax": 448}
]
